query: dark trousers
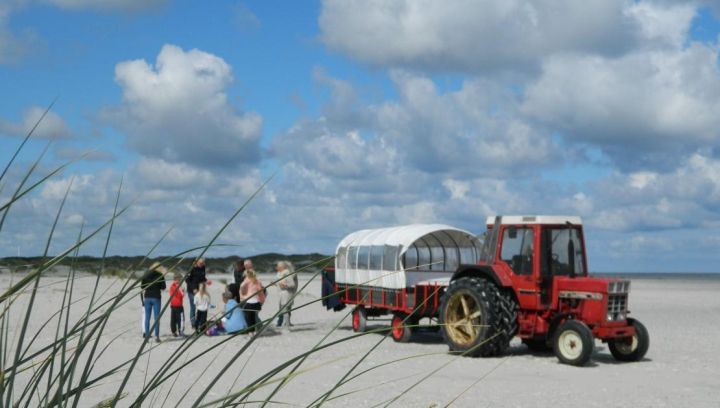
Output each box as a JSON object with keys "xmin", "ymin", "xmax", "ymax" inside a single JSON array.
[
  {"xmin": 196, "ymin": 310, "xmax": 208, "ymax": 333},
  {"xmin": 170, "ymin": 306, "xmax": 184, "ymax": 335},
  {"xmin": 187, "ymin": 291, "xmax": 196, "ymax": 328},
  {"xmin": 243, "ymin": 302, "xmax": 262, "ymax": 332}
]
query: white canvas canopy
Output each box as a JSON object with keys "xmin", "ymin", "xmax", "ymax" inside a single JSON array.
[{"xmin": 335, "ymin": 224, "xmax": 482, "ymax": 289}]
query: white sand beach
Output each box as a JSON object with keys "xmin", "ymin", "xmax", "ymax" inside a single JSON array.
[{"xmin": 3, "ymin": 273, "xmax": 719, "ymax": 407}]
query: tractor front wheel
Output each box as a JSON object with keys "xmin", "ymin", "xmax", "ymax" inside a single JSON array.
[
  {"xmin": 352, "ymin": 306, "xmax": 367, "ymax": 333},
  {"xmin": 608, "ymin": 318, "xmax": 649, "ymax": 362},
  {"xmin": 553, "ymin": 320, "xmax": 594, "ymax": 366},
  {"xmin": 391, "ymin": 313, "xmax": 412, "ymax": 343}
]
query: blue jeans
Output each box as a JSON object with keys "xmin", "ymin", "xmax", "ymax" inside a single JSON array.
[
  {"xmin": 187, "ymin": 291, "xmax": 196, "ymax": 328},
  {"xmin": 144, "ymin": 297, "xmax": 161, "ymax": 338}
]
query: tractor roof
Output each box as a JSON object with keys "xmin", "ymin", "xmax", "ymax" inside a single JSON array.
[{"xmin": 485, "ymin": 215, "xmax": 583, "ymax": 226}]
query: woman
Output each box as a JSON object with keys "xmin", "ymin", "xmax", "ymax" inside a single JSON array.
[
  {"xmin": 221, "ymin": 290, "xmax": 247, "ymax": 334},
  {"xmin": 141, "ymin": 262, "xmax": 167, "ymax": 343},
  {"xmin": 186, "ymin": 258, "xmax": 207, "ymax": 330},
  {"xmin": 239, "ymin": 269, "xmax": 265, "ymax": 332},
  {"xmin": 275, "ymin": 261, "xmax": 296, "ymax": 329}
]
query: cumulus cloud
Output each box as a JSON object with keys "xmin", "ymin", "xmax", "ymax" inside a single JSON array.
[
  {"xmin": 582, "ymin": 153, "xmax": 720, "ymax": 231},
  {"xmin": 274, "ymin": 70, "xmax": 559, "ymax": 185},
  {"xmin": 0, "ymin": 106, "xmax": 72, "ymax": 139},
  {"xmin": 105, "ymin": 44, "xmax": 262, "ymax": 168},
  {"xmin": 131, "ymin": 157, "xmax": 214, "ymax": 190},
  {"xmin": 319, "ymin": 0, "xmax": 648, "ymax": 73},
  {"xmin": 523, "ymin": 42, "xmax": 720, "ymax": 168}
]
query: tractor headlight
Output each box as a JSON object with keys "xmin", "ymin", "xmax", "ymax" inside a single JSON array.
[{"xmin": 607, "ymin": 312, "xmax": 614, "ymax": 321}]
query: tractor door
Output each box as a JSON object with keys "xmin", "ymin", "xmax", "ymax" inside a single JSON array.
[
  {"xmin": 497, "ymin": 225, "xmax": 539, "ymax": 309},
  {"xmin": 539, "ymin": 226, "xmax": 587, "ymax": 306}
]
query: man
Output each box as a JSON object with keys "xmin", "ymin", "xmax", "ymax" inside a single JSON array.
[{"xmin": 186, "ymin": 257, "xmax": 207, "ymax": 330}]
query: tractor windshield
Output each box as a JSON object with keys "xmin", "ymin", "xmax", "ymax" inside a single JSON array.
[{"xmin": 540, "ymin": 227, "xmax": 586, "ymax": 277}]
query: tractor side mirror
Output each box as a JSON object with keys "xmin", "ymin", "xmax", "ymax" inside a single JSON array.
[{"xmin": 508, "ymin": 226, "xmax": 517, "ymax": 239}]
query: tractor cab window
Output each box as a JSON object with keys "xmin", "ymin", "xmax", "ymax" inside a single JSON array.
[
  {"xmin": 541, "ymin": 228, "xmax": 585, "ymax": 277},
  {"xmin": 500, "ymin": 227, "xmax": 534, "ymax": 275}
]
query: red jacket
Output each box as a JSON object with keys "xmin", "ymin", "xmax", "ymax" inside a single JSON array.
[{"xmin": 169, "ymin": 281, "xmax": 184, "ymax": 307}]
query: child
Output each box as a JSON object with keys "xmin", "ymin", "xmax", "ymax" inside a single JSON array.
[
  {"xmin": 168, "ymin": 271, "xmax": 185, "ymax": 337},
  {"xmin": 194, "ymin": 282, "xmax": 211, "ymax": 333}
]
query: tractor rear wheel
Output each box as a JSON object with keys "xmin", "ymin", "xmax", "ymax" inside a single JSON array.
[
  {"xmin": 439, "ymin": 277, "xmax": 516, "ymax": 357},
  {"xmin": 553, "ymin": 320, "xmax": 594, "ymax": 366},
  {"xmin": 352, "ymin": 306, "xmax": 367, "ymax": 333},
  {"xmin": 391, "ymin": 313, "xmax": 412, "ymax": 342},
  {"xmin": 608, "ymin": 318, "xmax": 649, "ymax": 362}
]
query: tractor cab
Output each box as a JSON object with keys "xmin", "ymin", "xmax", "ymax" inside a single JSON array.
[{"xmin": 484, "ymin": 215, "xmax": 589, "ymax": 309}]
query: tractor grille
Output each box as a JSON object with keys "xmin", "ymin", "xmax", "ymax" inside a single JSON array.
[{"xmin": 607, "ymin": 294, "xmax": 628, "ymax": 321}]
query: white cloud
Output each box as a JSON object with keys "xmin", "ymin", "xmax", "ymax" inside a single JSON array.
[
  {"xmin": 372, "ymin": 72, "xmax": 558, "ymax": 176},
  {"xmin": 132, "ymin": 157, "xmax": 214, "ymax": 190},
  {"xmin": 0, "ymin": 106, "xmax": 72, "ymax": 139},
  {"xmin": 443, "ymin": 179, "xmax": 470, "ymax": 200},
  {"xmin": 105, "ymin": 44, "xmax": 262, "ymax": 168},
  {"xmin": 625, "ymin": 2, "xmax": 696, "ymax": 48},
  {"xmin": 583, "ymin": 153, "xmax": 720, "ymax": 231},
  {"xmin": 319, "ymin": 0, "xmax": 644, "ymax": 73},
  {"xmin": 523, "ymin": 42, "xmax": 720, "ymax": 167}
]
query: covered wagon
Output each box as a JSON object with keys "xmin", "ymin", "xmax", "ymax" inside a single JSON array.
[{"xmin": 325, "ymin": 224, "xmax": 482, "ymax": 341}]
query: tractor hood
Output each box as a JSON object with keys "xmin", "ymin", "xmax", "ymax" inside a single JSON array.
[{"xmin": 553, "ymin": 276, "xmax": 630, "ymax": 296}]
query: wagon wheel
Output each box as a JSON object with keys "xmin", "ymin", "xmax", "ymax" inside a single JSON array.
[
  {"xmin": 391, "ymin": 313, "xmax": 412, "ymax": 343},
  {"xmin": 352, "ymin": 306, "xmax": 367, "ymax": 332}
]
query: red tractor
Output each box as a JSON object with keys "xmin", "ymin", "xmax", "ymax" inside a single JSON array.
[{"xmin": 439, "ymin": 216, "xmax": 649, "ymax": 366}]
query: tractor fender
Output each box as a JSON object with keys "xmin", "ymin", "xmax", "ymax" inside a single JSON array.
[
  {"xmin": 451, "ymin": 264, "xmax": 513, "ymax": 288},
  {"xmin": 548, "ymin": 313, "xmax": 572, "ymax": 338}
]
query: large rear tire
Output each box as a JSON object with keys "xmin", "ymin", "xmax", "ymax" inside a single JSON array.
[
  {"xmin": 352, "ymin": 306, "xmax": 367, "ymax": 333},
  {"xmin": 439, "ymin": 277, "xmax": 517, "ymax": 357},
  {"xmin": 553, "ymin": 320, "xmax": 594, "ymax": 366},
  {"xmin": 608, "ymin": 318, "xmax": 649, "ymax": 362}
]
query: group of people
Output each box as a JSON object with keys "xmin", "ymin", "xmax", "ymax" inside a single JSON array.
[{"xmin": 140, "ymin": 257, "xmax": 299, "ymax": 342}]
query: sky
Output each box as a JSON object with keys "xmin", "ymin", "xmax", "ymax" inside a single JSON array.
[{"xmin": 1, "ymin": 0, "xmax": 720, "ymax": 273}]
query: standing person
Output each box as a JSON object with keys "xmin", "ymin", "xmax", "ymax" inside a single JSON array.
[
  {"xmin": 168, "ymin": 272, "xmax": 185, "ymax": 337},
  {"xmin": 186, "ymin": 258, "xmax": 207, "ymax": 330},
  {"xmin": 194, "ymin": 282, "xmax": 211, "ymax": 333},
  {"xmin": 239, "ymin": 269, "xmax": 265, "ymax": 333},
  {"xmin": 141, "ymin": 262, "xmax": 167, "ymax": 343},
  {"xmin": 233, "ymin": 259, "xmax": 245, "ymax": 285},
  {"xmin": 275, "ymin": 261, "xmax": 296, "ymax": 329}
]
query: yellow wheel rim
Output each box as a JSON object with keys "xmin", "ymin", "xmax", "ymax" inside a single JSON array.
[{"xmin": 444, "ymin": 290, "xmax": 482, "ymax": 346}]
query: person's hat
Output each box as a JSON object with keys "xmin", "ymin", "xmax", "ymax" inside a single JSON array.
[{"xmin": 149, "ymin": 261, "xmax": 168, "ymax": 275}]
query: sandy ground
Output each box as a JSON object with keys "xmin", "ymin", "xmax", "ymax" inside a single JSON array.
[{"xmin": 2, "ymin": 273, "xmax": 719, "ymax": 408}]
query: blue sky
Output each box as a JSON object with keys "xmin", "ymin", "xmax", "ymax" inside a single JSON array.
[{"xmin": 1, "ymin": 0, "xmax": 720, "ymax": 273}]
